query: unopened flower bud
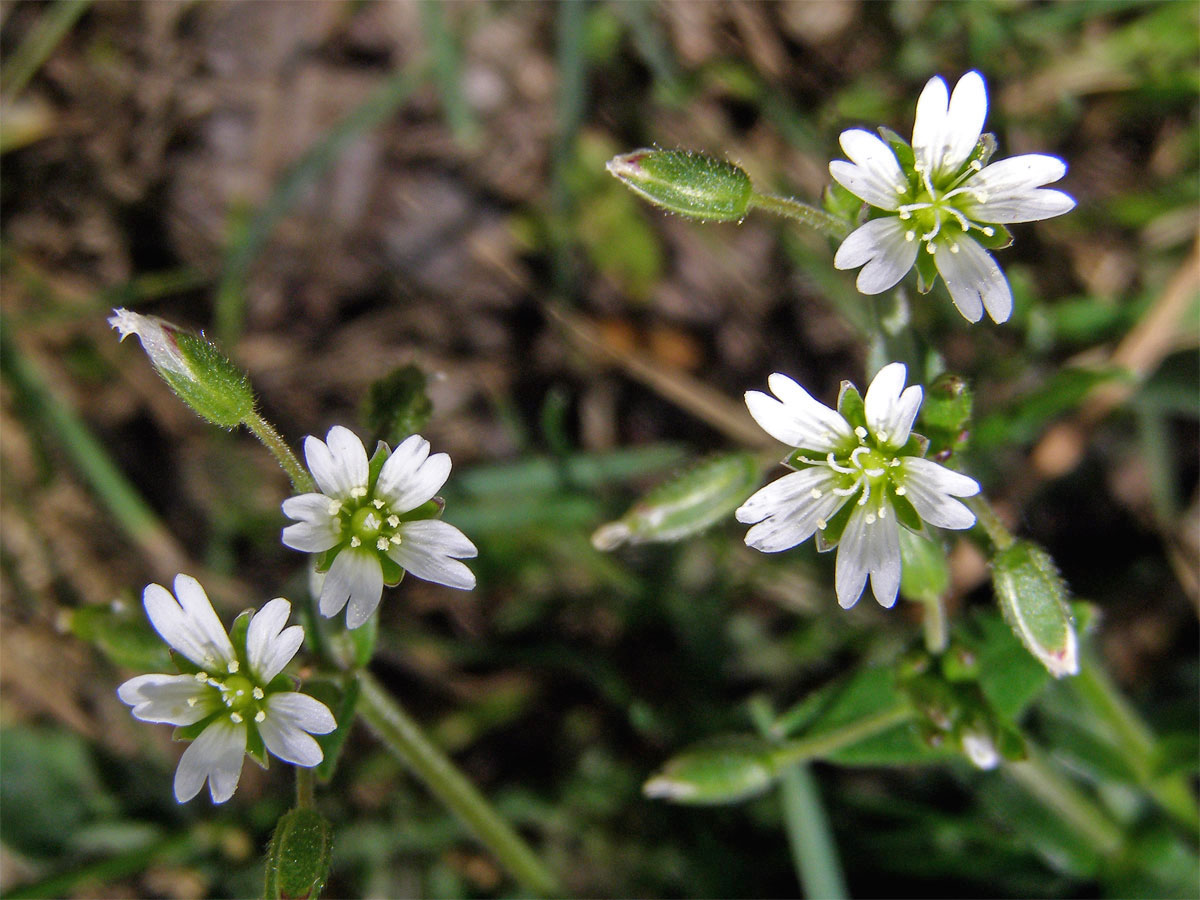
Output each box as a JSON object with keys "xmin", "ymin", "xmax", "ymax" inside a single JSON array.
[
  {"xmin": 593, "ymin": 452, "xmax": 761, "ymax": 550},
  {"xmin": 109, "ymin": 308, "xmax": 256, "ymax": 428},
  {"xmin": 264, "ymin": 807, "xmax": 333, "ymax": 900},
  {"xmin": 607, "ymin": 149, "xmax": 753, "ymax": 222},
  {"xmin": 959, "ymin": 726, "xmax": 1000, "ymax": 770},
  {"xmin": 992, "ymin": 541, "xmax": 1078, "ymax": 678},
  {"xmin": 643, "ymin": 736, "xmax": 777, "ymax": 805}
]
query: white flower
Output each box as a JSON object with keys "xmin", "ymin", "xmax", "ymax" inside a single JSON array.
[
  {"xmin": 829, "ymin": 71, "xmax": 1075, "ymax": 323},
  {"xmin": 736, "ymin": 363, "xmax": 981, "ymax": 609},
  {"xmin": 109, "ymin": 308, "xmax": 196, "ymax": 381},
  {"xmin": 117, "ymin": 575, "xmax": 336, "ymax": 804},
  {"xmin": 282, "ymin": 427, "xmax": 478, "ymax": 629}
]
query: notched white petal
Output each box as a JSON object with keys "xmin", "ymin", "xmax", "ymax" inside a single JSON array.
[
  {"xmin": 834, "ymin": 218, "xmax": 919, "ymax": 295},
  {"xmin": 934, "ymin": 236, "xmax": 1010, "ymax": 323}
]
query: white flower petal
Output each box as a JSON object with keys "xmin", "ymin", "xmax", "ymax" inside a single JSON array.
[
  {"xmin": 376, "ymin": 434, "xmax": 452, "ymax": 512},
  {"xmin": 834, "ymin": 505, "xmax": 872, "ymax": 609},
  {"xmin": 258, "ymin": 694, "xmax": 335, "ymax": 768},
  {"xmin": 246, "ymin": 598, "xmax": 303, "ymax": 683},
  {"xmin": 899, "ymin": 457, "xmax": 980, "ymax": 530},
  {"xmin": 913, "ymin": 72, "xmax": 986, "ymax": 178},
  {"xmin": 965, "ymin": 154, "xmax": 1075, "ymax": 223},
  {"xmin": 174, "ymin": 717, "xmax": 246, "ymax": 804},
  {"xmin": 281, "ymin": 494, "xmax": 341, "ymax": 552},
  {"xmin": 934, "ymin": 236, "xmax": 1012, "ymax": 323},
  {"xmin": 737, "ymin": 468, "xmax": 846, "ymax": 553},
  {"xmin": 319, "ymin": 548, "xmax": 383, "ymax": 625},
  {"xmin": 830, "ymin": 129, "xmax": 907, "ymax": 210},
  {"xmin": 143, "ymin": 577, "xmax": 234, "ymax": 672},
  {"xmin": 834, "ymin": 218, "xmax": 920, "ymax": 295},
  {"xmin": 745, "ymin": 373, "xmax": 854, "ymax": 452},
  {"xmin": 867, "ymin": 513, "xmax": 902, "ymax": 609},
  {"xmin": 266, "ymin": 692, "xmax": 337, "ymax": 735},
  {"xmin": 305, "ymin": 427, "xmax": 368, "ymax": 500},
  {"xmin": 118, "ymin": 674, "xmax": 212, "ymax": 726},
  {"xmin": 387, "ymin": 519, "xmax": 478, "ymax": 593},
  {"xmin": 864, "ymin": 363, "xmax": 922, "ymax": 447}
]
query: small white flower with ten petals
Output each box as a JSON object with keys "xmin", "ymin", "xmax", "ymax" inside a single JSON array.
[
  {"xmin": 282, "ymin": 427, "xmax": 478, "ymax": 629},
  {"xmin": 118, "ymin": 575, "xmax": 336, "ymax": 803},
  {"xmin": 736, "ymin": 363, "xmax": 981, "ymax": 609},
  {"xmin": 829, "ymin": 70, "xmax": 1075, "ymax": 323}
]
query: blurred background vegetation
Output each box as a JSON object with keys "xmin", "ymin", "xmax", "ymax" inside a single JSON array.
[{"xmin": 1, "ymin": 1, "xmax": 1197, "ymax": 896}]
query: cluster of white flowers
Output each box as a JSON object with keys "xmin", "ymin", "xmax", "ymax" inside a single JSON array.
[
  {"xmin": 737, "ymin": 363, "xmax": 980, "ymax": 609},
  {"xmin": 830, "ymin": 71, "xmax": 1074, "ymax": 323}
]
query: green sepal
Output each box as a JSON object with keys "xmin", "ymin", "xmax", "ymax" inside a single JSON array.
[
  {"xmin": 399, "ymin": 498, "xmax": 444, "ymax": 522},
  {"xmin": 266, "ymin": 673, "xmax": 295, "ymax": 695},
  {"xmin": 173, "ymin": 713, "xmax": 219, "ymax": 743},
  {"xmin": 366, "ymin": 442, "xmax": 391, "ymax": 492},
  {"xmin": 920, "ymin": 373, "xmax": 974, "ymax": 455},
  {"xmin": 169, "ymin": 649, "xmax": 204, "ymax": 676},
  {"xmin": 313, "ymin": 545, "xmax": 343, "ymax": 575},
  {"xmin": 643, "ymin": 735, "xmax": 778, "ymax": 805},
  {"xmin": 836, "ymin": 382, "xmax": 867, "ymax": 431},
  {"xmin": 975, "ymin": 223, "xmax": 1013, "ymax": 250},
  {"xmin": 312, "ymin": 679, "xmax": 361, "ymax": 780},
  {"xmin": 877, "ymin": 125, "xmax": 916, "ymax": 182},
  {"xmin": 815, "ymin": 498, "xmax": 856, "ymax": 551},
  {"xmin": 380, "ymin": 555, "xmax": 405, "ymax": 587},
  {"xmin": 362, "ymin": 364, "xmax": 433, "ymax": 448},
  {"xmin": 915, "ymin": 250, "xmax": 938, "ymax": 293},
  {"xmin": 245, "ymin": 723, "xmax": 269, "ymax": 769},
  {"xmin": 891, "ymin": 492, "xmax": 924, "ymax": 534},
  {"xmin": 229, "ymin": 609, "xmax": 253, "ymax": 668},
  {"xmin": 607, "ymin": 149, "xmax": 754, "ymax": 222},
  {"xmin": 967, "ymin": 132, "xmax": 998, "ymax": 171},
  {"xmin": 823, "ymin": 179, "xmax": 867, "ymax": 223},
  {"xmin": 163, "ymin": 331, "xmax": 256, "ymax": 428},
  {"xmin": 897, "ymin": 431, "xmax": 928, "ymax": 459},
  {"xmin": 264, "ymin": 806, "xmax": 334, "ymax": 900}
]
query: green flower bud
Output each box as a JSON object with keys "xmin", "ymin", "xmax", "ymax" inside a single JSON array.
[
  {"xmin": 264, "ymin": 807, "xmax": 334, "ymax": 900},
  {"xmin": 109, "ymin": 308, "xmax": 256, "ymax": 428},
  {"xmin": 606, "ymin": 149, "xmax": 753, "ymax": 222},
  {"xmin": 643, "ymin": 735, "xmax": 777, "ymax": 805},
  {"xmin": 920, "ymin": 373, "xmax": 974, "ymax": 457},
  {"xmin": 592, "ymin": 452, "xmax": 762, "ymax": 550},
  {"xmin": 992, "ymin": 541, "xmax": 1079, "ymax": 678}
]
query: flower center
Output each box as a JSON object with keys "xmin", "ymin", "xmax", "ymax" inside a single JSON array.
[
  {"xmin": 342, "ymin": 497, "xmax": 404, "ymax": 553},
  {"xmin": 196, "ymin": 670, "xmax": 268, "ymax": 724},
  {"xmin": 895, "ymin": 161, "xmax": 995, "ymax": 255}
]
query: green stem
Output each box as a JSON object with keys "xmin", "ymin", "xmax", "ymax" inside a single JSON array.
[
  {"xmin": 295, "ymin": 766, "xmax": 315, "ymax": 810},
  {"xmin": 780, "ymin": 764, "xmax": 849, "ymax": 900},
  {"xmin": 356, "ymin": 671, "xmax": 559, "ymax": 896},
  {"xmin": 748, "ymin": 192, "xmax": 850, "ymax": 239},
  {"xmin": 771, "ymin": 704, "xmax": 914, "ymax": 768},
  {"xmin": 966, "ymin": 494, "xmax": 1015, "ymax": 551},
  {"xmin": 1006, "ymin": 748, "xmax": 1123, "ymax": 855},
  {"xmin": 1071, "ymin": 658, "xmax": 1200, "ymax": 832},
  {"xmin": 243, "ymin": 411, "xmax": 313, "ymax": 493}
]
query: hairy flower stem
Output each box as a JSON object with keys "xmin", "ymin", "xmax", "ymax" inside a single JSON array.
[
  {"xmin": 295, "ymin": 766, "xmax": 315, "ymax": 809},
  {"xmin": 749, "ymin": 192, "xmax": 850, "ymax": 239},
  {"xmin": 922, "ymin": 593, "xmax": 949, "ymax": 654},
  {"xmin": 357, "ymin": 671, "xmax": 560, "ymax": 896},
  {"xmin": 244, "ymin": 411, "xmax": 314, "ymax": 493},
  {"xmin": 966, "ymin": 493, "xmax": 1015, "ymax": 551},
  {"xmin": 771, "ymin": 704, "xmax": 914, "ymax": 768}
]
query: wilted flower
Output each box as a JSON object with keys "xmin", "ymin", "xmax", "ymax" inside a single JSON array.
[
  {"xmin": 118, "ymin": 575, "xmax": 335, "ymax": 803},
  {"xmin": 829, "ymin": 71, "xmax": 1075, "ymax": 323},
  {"xmin": 282, "ymin": 427, "xmax": 477, "ymax": 629},
  {"xmin": 736, "ymin": 363, "xmax": 981, "ymax": 609}
]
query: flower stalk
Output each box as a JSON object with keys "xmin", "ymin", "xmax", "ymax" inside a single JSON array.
[
  {"xmin": 356, "ymin": 671, "xmax": 559, "ymax": 896},
  {"xmin": 748, "ymin": 191, "xmax": 850, "ymax": 239}
]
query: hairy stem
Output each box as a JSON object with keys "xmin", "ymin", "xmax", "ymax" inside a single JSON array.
[
  {"xmin": 1006, "ymin": 748, "xmax": 1123, "ymax": 855},
  {"xmin": 966, "ymin": 494, "xmax": 1015, "ymax": 551},
  {"xmin": 749, "ymin": 192, "xmax": 850, "ymax": 239},
  {"xmin": 771, "ymin": 704, "xmax": 914, "ymax": 768},
  {"xmin": 244, "ymin": 411, "xmax": 313, "ymax": 493}
]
